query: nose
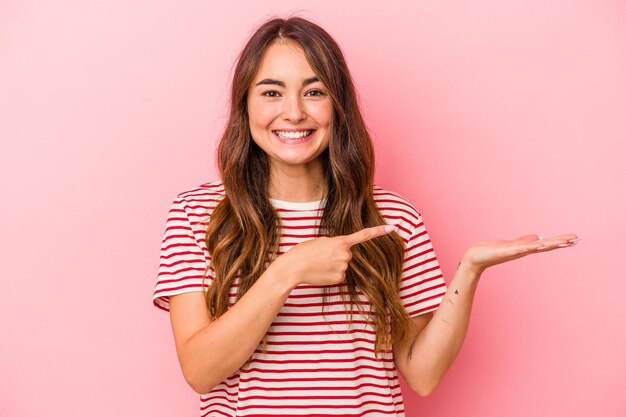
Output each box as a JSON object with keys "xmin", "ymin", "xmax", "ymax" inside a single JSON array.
[{"xmin": 282, "ymin": 94, "xmax": 306, "ymax": 123}]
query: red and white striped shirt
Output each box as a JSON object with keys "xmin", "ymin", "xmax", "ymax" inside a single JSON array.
[{"xmin": 153, "ymin": 180, "xmax": 447, "ymax": 416}]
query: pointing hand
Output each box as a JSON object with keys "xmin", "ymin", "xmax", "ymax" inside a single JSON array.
[{"xmin": 270, "ymin": 224, "xmax": 397, "ymax": 287}]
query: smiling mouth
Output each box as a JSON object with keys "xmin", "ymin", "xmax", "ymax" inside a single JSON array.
[{"xmin": 273, "ymin": 130, "xmax": 314, "ymax": 140}]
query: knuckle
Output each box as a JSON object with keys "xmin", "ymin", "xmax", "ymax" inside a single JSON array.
[
  {"xmin": 331, "ymin": 235, "xmax": 346, "ymax": 246},
  {"xmin": 338, "ymin": 241, "xmax": 352, "ymax": 252}
]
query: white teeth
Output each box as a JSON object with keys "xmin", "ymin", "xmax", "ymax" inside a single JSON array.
[{"xmin": 275, "ymin": 130, "xmax": 312, "ymax": 139}]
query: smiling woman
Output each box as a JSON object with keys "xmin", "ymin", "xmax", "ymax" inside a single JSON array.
[{"xmin": 152, "ymin": 15, "xmax": 578, "ymax": 417}]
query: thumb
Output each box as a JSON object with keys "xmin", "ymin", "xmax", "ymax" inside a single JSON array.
[{"xmin": 516, "ymin": 234, "xmax": 542, "ymax": 243}]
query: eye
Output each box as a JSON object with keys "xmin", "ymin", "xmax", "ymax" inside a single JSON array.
[
  {"xmin": 305, "ymin": 89, "xmax": 325, "ymax": 97},
  {"xmin": 262, "ymin": 90, "xmax": 280, "ymax": 97}
]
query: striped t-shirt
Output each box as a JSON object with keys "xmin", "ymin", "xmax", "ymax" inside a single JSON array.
[{"xmin": 153, "ymin": 180, "xmax": 447, "ymax": 417}]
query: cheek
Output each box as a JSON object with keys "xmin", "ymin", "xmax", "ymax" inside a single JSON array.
[
  {"xmin": 248, "ymin": 101, "xmax": 276, "ymax": 128},
  {"xmin": 309, "ymin": 102, "xmax": 333, "ymax": 127}
]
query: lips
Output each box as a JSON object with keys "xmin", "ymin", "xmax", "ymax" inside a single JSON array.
[
  {"xmin": 272, "ymin": 129, "xmax": 316, "ymax": 144},
  {"xmin": 273, "ymin": 129, "xmax": 314, "ymax": 139}
]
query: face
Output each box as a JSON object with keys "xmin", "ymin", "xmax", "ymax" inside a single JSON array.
[{"xmin": 247, "ymin": 40, "xmax": 333, "ymax": 171}]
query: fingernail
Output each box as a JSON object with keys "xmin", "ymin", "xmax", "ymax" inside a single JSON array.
[
  {"xmin": 384, "ymin": 225, "xmax": 397, "ymax": 233},
  {"xmin": 537, "ymin": 246, "xmax": 550, "ymax": 250},
  {"xmin": 538, "ymin": 235, "xmax": 544, "ymax": 240},
  {"xmin": 568, "ymin": 238, "xmax": 581, "ymax": 243},
  {"xmin": 558, "ymin": 243, "xmax": 569, "ymax": 247}
]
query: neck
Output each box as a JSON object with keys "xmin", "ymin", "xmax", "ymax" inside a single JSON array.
[{"xmin": 268, "ymin": 159, "xmax": 326, "ymax": 202}]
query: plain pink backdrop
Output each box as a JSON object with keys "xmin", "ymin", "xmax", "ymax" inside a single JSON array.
[{"xmin": 1, "ymin": 1, "xmax": 624, "ymax": 416}]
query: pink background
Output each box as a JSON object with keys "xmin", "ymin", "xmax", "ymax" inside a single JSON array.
[{"xmin": 1, "ymin": 1, "xmax": 624, "ymax": 416}]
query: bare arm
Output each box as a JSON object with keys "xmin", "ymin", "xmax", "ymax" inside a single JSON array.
[
  {"xmin": 169, "ymin": 267, "xmax": 295, "ymax": 394},
  {"xmin": 393, "ymin": 260, "xmax": 479, "ymax": 396},
  {"xmin": 394, "ymin": 233, "xmax": 579, "ymax": 396}
]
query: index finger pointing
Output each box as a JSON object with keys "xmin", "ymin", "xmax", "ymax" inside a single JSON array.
[{"xmin": 343, "ymin": 224, "xmax": 397, "ymax": 247}]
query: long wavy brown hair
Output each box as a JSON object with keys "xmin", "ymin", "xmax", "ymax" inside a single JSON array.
[{"xmin": 204, "ymin": 16, "xmax": 413, "ymax": 357}]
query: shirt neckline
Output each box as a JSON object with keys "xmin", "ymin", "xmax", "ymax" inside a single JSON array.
[{"xmin": 269, "ymin": 198, "xmax": 324, "ymax": 211}]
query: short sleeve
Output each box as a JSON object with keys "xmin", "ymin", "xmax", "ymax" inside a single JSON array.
[
  {"xmin": 152, "ymin": 197, "xmax": 212, "ymax": 312},
  {"xmin": 398, "ymin": 214, "xmax": 448, "ymax": 317}
]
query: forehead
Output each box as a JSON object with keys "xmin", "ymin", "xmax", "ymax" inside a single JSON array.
[{"xmin": 253, "ymin": 40, "xmax": 317, "ymax": 81}]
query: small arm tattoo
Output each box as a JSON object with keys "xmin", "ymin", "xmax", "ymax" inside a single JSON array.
[{"xmin": 454, "ymin": 290, "xmax": 459, "ymax": 295}]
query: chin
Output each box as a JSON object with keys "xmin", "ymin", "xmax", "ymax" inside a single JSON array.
[{"xmin": 270, "ymin": 153, "xmax": 323, "ymax": 167}]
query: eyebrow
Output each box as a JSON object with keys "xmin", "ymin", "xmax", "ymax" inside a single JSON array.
[{"xmin": 255, "ymin": 76, "xmax": 320, "ymax": 88}]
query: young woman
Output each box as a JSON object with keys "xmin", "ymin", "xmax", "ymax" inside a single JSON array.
[{"xmin": 153, "ymin": 16, "xmax": 578, "ymax": 417}]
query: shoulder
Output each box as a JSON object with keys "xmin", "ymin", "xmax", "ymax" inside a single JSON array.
[
  {"xmin": 175, "ymin": 179, "xmax": 225, "ymax": 202},
  {"xmin": 373, "ymin": 185, "xmax": 422, "ymax": 221},
  {"xmin": 169, "ymin": 179, "xmax": 226, "ymax": 222},
  {"xmin": 373, "ymin": 185, "xmax": 424, "ymax": 238}
]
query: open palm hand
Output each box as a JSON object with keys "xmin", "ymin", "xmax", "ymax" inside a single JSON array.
[{"xmin": 462, "ymin": 233, "xmax": 579, "ymax": 276}]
